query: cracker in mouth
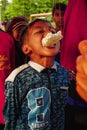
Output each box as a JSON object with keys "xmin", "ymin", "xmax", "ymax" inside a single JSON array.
[{"xmin": 42, "ymin": 31, "xmax": 63, "ymax": 47}]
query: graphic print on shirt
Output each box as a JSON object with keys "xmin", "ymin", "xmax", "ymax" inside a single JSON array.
[
  {"xmin": 27, "ymin": 87, "xmax": 51, "ymax": 130},
  {"xmin": 0, "ymin": 55, "xmax": 11, "ymax": 70}
]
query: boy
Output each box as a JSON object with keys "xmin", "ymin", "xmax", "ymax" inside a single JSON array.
[{"xmin": 3, "ymin": 19, "xmax": 70, "ymax": 130}]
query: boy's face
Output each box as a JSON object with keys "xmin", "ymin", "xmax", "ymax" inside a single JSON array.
[{"xmin": 23, "ymin": 21, "xmax": 60, "ymax": 60}]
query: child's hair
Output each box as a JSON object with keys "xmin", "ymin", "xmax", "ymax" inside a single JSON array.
[
  {"xmin": 7, "ymin": 16, "xmax": 28, "ymax": 35},
  {"xmin": 52, "ymin": 3, "xmax": 66, "ymax": 15},
  {"xmin": 20, "ymin": 18, "xmax": 51, "ymax": 47}
]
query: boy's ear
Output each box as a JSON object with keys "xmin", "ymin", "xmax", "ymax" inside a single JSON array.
[{"xmin": 22, "ymin": 44, "xmax": 31, "ymax": 55}]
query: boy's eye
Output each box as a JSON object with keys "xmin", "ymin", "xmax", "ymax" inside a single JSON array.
[
  {"xmin": 35, "ymin": 30, "xmax": 44, "ymax": 34},
  {"xmin": 51, "ymin": 28, "xmax": 56, "ymax": 34},
  {"xmin": 50, "ymin": 28, "xmax": 56, "ymax": 34},
  {"xmin": 52, "ymin": 31, "xmax": 56, "ymax": 34}
]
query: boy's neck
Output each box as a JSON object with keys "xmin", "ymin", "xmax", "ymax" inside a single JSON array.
[{"xmin": 31, "ymin": 57, "xmax": 55, "ymax": 68}]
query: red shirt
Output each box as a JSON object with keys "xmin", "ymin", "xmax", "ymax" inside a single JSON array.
[
  {"xmin": 0, "ymin": 30, "xmax": 15, "ymax": 124},
  {"xmin": 60, "ymin": 0, "xmax": 87, "ymax": 71}
]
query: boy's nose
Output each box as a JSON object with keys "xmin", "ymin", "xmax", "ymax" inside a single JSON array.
[
  {"xmin": 44, "ymin": 27, "xmax": 53, "ymax": 37},
  {"xmin": 44, "ymin": 30, "xmax": 51, "ymax": 37}
]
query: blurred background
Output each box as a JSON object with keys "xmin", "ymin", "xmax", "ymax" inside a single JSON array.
[{"xmin": 0, "ymin": 0, "xmax": 67, "ymax": 30}]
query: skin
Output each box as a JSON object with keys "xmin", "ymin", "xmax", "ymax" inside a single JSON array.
[{"xmin": 22, "ymin": 21, "xmax": 60, "ymax": 68}]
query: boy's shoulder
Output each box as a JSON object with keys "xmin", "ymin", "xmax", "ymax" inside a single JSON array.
[
  {"xmin": 55, "ymin": 61, "xmax": 69, "ymax": 78},
  {"xmin": 55, "ymin": 61, "xmax": 70, "ymax": 85},
  {"xmin": 5, "ymin": 64, "xmax": 29, "ymax": 82},
  {"xmin": 55, "ymin": 61, "xmax": 68, "ymax": 72}
]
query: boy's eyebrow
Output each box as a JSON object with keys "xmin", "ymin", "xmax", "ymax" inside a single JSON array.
[
  {"xmin": 35, "ymin": 26, "xmax": 43, "ymax": 29},
  {"xmin": 33, "ymin": 21, "xmax": 49, "ymax": 28},
  {"xmin": 32, "ymin": 22, "xmax": 54, "ymax": 31},
  {"xmin": 34, "ymin": 24, "xmax": 44, "ymax": 29},
  {"xmin": 29, "ymin": 25, "xmax": 43, "ymax": 34}
]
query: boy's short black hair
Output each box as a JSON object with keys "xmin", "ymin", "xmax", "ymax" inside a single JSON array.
[{"xmin": 52, "ymin": 3, "xmax": 66, "ymax": 15}]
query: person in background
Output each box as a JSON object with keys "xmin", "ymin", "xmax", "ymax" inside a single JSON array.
[
  {"xmin": 3, "ymin": 19, "xmax": 70, "ymax": 130},
  {"xmin": 52, "ymin": 3, "xmax": 66, "ymax": 63},
  {"xmin": 2, "ymin": 20, "xmax": 11, "ymax": 31},
  {"xmin": 7, "ymin": 16, "xmax": 29, "ymax": 68},
  {"xmin": 1, "ymin": 21, "xmax": 7, "ymax": 31},
  {"xmin": 60, "ymin": 0, "xmax": 87, "ymax": 130},
  {"xmin": 0, "ymin": 29, "xmax": 15, "ymax": 130},
  {"xmin": 52, "ymin": 3, "xmax": 66, "ymax": 33}
]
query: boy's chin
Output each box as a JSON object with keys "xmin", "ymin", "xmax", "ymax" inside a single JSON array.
[{"xmin": 46, "ymin": 53, "xmax": 58, "ymax": 57}]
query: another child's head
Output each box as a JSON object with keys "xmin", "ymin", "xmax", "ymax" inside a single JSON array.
[
  {"xmin": 7, "ymin": 16, "xmax": 28, "ymax": 41},
  {"xmin": 20, "ymin": 19, "xmax": 61, "ymax": 63},
  {"xmin": 52, "ymin": 3, "xmax": 66, "ymax": 32}
]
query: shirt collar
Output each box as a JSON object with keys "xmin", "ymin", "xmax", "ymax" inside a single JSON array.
[{"xmin": 28, "ymin": 61, "xmax": 57, "ymax": 72}]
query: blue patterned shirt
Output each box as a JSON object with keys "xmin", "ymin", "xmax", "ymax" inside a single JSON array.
[{"xmin": 3, "ymin": 61, "xmax": 70, "ymax": 130}]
